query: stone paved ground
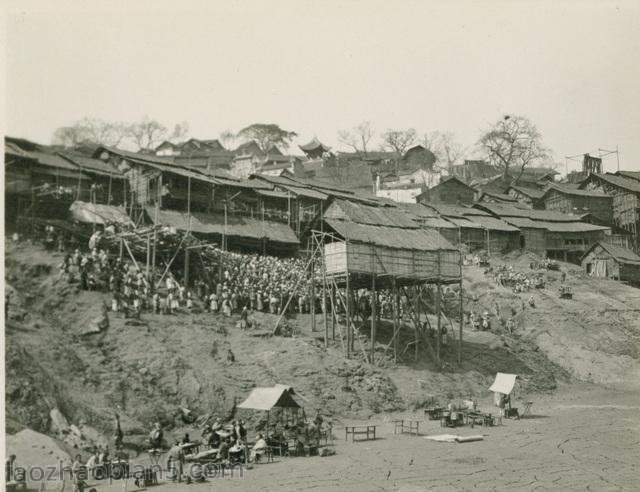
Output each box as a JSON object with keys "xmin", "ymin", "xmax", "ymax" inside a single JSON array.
[{"xmin": 86, "ymin": 384, "xmax": 638, "ymax": 491}]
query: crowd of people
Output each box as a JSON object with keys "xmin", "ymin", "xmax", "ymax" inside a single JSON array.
[
  {"xmin": 150, "ymin": 410, "xmax": 331, "ymax": 481},
  {"xmin": 487, "ymin": 264, "xmax": 545, "ymax": 293}
]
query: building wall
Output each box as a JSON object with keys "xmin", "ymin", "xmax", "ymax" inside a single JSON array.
[
  {"xmin": 324, "ymin": 241, "xmax": 460, "ymax": 281},
  {"xmin": 583, "ymin": 180, "xmax": 640, "ymax": 249},
  {"xmin": 460, "ymin": 227, "xmax": 486, "ymax": 250},
  {"xmin": 376, "ymin": 187, "xmax": 422, "ymax": 203},
  {"xmin": 230, "ymin": 158, "xmax": 258, "ymax": 179},
  {"xmin": 545, "ymin": 230, "xmax": 606, "ymax": 253},
  {"xmin": 543, "ymin": 190, "xmax": 613, "ymax": 224},
  {"xmin": 507, "ymin": 189, "xmax": 539, "ymax": 208},
  {"xmin": 487, "ymin": 231, "xmax": 520, "ymax": 254},
  {"xmin": 419, "ymin": 180, "xmax": 476, "ymax": 204},
  {"xmin": 581, "ymin": 246, "xmax": 621, "ymax": 279},
  {"xmin": 521, "ymin": 228, "xmax": 546, "ymax": 255}
]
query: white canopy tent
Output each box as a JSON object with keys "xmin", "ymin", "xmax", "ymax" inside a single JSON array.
[
  {"xmin": 488, "ymin": 372, "xmax": 517, "ymax": 395},
  {"xmin": 237, "ymin": 385, "xmax": 303, "ymax": 436}
]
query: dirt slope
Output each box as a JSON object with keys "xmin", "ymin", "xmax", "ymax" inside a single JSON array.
[{"xmin": 5, "ymin": 242, "xmax": 638, "ymax": 454}]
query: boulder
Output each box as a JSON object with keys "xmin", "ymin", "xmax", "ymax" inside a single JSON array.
[{"xmin": 49, "ymin": 408, "xmax": 69, "ymax": 434}]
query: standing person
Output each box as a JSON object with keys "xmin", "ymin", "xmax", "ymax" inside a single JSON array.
[
  {"xmin": 149, "ymin": 422, "xmax": 163, "ymax": 449},
  {"xmin": 152, "ymin": 292, "xmax": 160, "ymax": 314},
  {"xmin": 5, "ymin": 454, "xmax": 16, "ymax": 484},
  {"xmin": 114, "ymin": 413, "xmax": 124, "ymax": 450},
  {"xmin": 186, "ymin": 291, "xmax": 194, "ymax": 312},
  {"xmin": 256, "ymin": 290, "xmax": 264, "ymax": 312},
  {"xmin": 222, "ymin": 299, "xmax": 231, "ymax": 317},
  {"xmin": 166, "ymin": 441, "xmax": 184, "ymax": 481},
  {"xmin": 239, "ymin": 307, "xmax": 248, "ymax": 330}
]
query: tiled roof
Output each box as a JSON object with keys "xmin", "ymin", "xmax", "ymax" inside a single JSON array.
[
  {"xmin": 58, "ymin": 152, "xmax": 123, "ymax": 176},
  {"xmin": 587, "ymin": 242, "xmax": 640, "ymax": 264},
  {"xmin": 542, "ymin": 184, "xmax": 610, "ymax": 198},
  {"xmin": 508, "ymin": 186, "xmax": 545, "ymax": 199},
  {"xmin": 324, "ymin": 199, "xmax": 418, "ymax": 229},
  {"xmin": 147, "ymin": 207, "xmax": 299, "ymax": 244},
  {"xmin": 588, "ymin": 173, "xmax": 640, "ymax": 193},
  {"xmin": 325, "ymin": 219, "xmax": 455, "ymax": 251}
]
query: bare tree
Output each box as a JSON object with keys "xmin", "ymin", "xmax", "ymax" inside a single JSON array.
[
  {"xmin": 127, "ymin": 116, "xmax": 169, "ymax": 152},
  {"xmin": 169, "ymin": 121, "xmax": 189, "ymax": 144},
  {"xmin": 478, "ymin": 115, "xmax": 549, "ymax": 179},
  {"xmin": 422, "ymin": 131, "xmax": 466, "ymax": 172},
  {"xmin": 338, "ymin": 121, "xmax": 373, "ymax": 155},
  {"xmin": 381, "ymin": 128, "xmax": 417, "ymax": 156},
  {"xmin": 52, "ymin": 117, "xmax": 127, "ymax": 148},
  {"xmin": 52, "ymin": 116, "xmax": 187, "ymax": 151},
  {"xmin": 219, "ymin": 130, "xmax": 236, "ymax": 150},
  {"xmin": 237, "ymin": 123, "xmax": 297, "ymax": 153}
]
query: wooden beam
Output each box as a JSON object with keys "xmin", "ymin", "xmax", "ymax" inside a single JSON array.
[
  {"xmin": 458, "ymin": 275, "xmax": 463, "ymax": 366},
  {"xmin": 370, "ymin": 273, "xmax": 377, "ymax": 364},
  {"xmin": 436, "ymin": 283, "xmax": 441, "ymax": 366},
  {"xmin": 392, "ymin": 276, "xmax": 398, "ymax": 364}
]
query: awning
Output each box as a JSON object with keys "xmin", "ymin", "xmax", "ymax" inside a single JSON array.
[
  {"xmin": 69, "ymin": 201, "xmax": 134, "ymax": 226},
  {"xmin": 237, "ymin": 386, "xmax": 301, "ymax": 411},
  {"xmin": 146, "ymin": 207, "xmax": 299, "ymax": 244},
  {"xmin": 488, "ymin": 372, "xmax": 517, "ymax": 395},
  {"xmin": 467, "ymin": 215, "xmax": 520, "ymax": 232},
  {"xmin": 256, "ymin": 189, "xmax": 290, "ymax": 200},
  {"xmin": 444, "ymin": 217, "xmax": 484, "ymax": 230}
]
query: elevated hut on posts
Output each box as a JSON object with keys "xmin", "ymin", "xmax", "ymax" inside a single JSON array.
[{"xmin": 307, "ymin": 199, "xmax": 463, "ymax": 366}]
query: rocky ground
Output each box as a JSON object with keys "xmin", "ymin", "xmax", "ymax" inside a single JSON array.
[
  {"xmin": 4, "ymin": 240, "xmax": 640, "ymax": 490},
  {"xmin": 10, "ymin": 384, "xmax": 640, "ymax": 491}
]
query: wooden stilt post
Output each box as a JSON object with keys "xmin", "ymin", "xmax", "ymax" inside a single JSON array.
[
  {"xmin": 107, "ymin": 172, "xmax": 113, "ymax": 205},
  {"xmin": 310, "ymin": 255, "xmax": 316, "ymax": 332},
  {"xmin": 370, "ymin": 274, "xmax": 377, "ymax": 364},
  {"xmin": 415, "ymin": 286, "xmax": 420, "ymax": 362},
  {"xmin": 146, "ymin": 234, "xmax": 150, "ymax": 278},
  {"xmin": 321, "ymin": 242, "xmax": 328, "ymax": 348},
  {"xmin": 184, "ymin": 176, "xmax": 191, "ymax": 287},
  {"xmin": 458, "ymin": 273, "xmax": 463, "ymax": 366},
  {"xmin": 345, "ymin": 273, "xmax": 351, "ymax": 359},
  {"xmin": 436, "ymin": 283, "xmax": 441, "ymax": 366},
  {"xmin": 331, "ymin": 282, "xmax": 336, "ymax": 341},
  {"xmin": 392, "ymin": 277, "xmax": 398, "ymax": 364},
  {"xmin": 152, "ymin": 173, "xmax": 162, "ymax": 283}
]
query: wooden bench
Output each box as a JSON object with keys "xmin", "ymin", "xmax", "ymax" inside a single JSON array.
[
  {"xmin": 393, "ymin": 419, "xmax": 420, "ymax": 436},
  {"xmin": 345, "ymin": 425, "xmax": 377, "ymax": 442}
]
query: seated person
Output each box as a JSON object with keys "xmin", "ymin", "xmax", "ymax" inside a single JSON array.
[
  {"xmin": 228, "ymin": 439, "xmax": 245, "ymax": 464},
  {"xmin": 250, "ymin": 434, "xmax": 268, "ymax": 462},
  {"xmin": 207, "ymin": 429, "xmax": 221, "ymax": 449},
  {"xmin": 217, "ymin": 437, "xmax": 230, "ymax": 461}
]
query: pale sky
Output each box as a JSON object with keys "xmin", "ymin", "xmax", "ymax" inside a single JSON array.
[{"xmin": 4, "ymin": 0, "xmax": 640, "ymax": 174}]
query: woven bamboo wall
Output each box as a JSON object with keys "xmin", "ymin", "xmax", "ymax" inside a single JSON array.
[
  {"xmin": 522, "ymin": 228, "xmax": 546, "ymax": 255},
  {"xmin": 324, "ymin": 241, "xmax": 461, "ymax": 282}
]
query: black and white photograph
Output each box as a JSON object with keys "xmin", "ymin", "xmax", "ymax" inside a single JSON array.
[{"xmin": 2, "ymin": 1, "xmax": 640, "ymax": 490}]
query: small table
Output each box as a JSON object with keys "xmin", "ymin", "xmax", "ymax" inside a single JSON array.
[
  {"xmin": 345, "ymin": 425, "xmax": 377, "ymax": 442},
  {"xmin": 147, "ymin": 449, "xmax": 163, "ymax": 466},
  {"xmin": 393, "ymin": 419, "xmax": 420, "ymax": 436},
  {"xmin": 181, "ymin": 441, "xmax": 202, "ymax": 460},
  {"xmin": 424, "ymin": 407, "xmax": 445, "ymax": 420}
]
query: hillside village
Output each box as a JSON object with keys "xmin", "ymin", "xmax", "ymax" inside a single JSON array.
[
  {"xmin": 5, "ymin": 126, "xmax": 640, "ymax": 490},
  {"xmin": 6, "ymin": 133, "xmax": 640, "ymax": 276},
  {"xmin": 4, "ymin": 2, "xmax": 640, "ymax": 489}
]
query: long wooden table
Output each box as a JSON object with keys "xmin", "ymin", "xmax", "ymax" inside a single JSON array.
[
  {"xmin": 393, "ymin": 419, "xmax": 420, "ymax": 436},
  {"xmin": 345, "ymin": 425, "xmax": 377, "ymax": 442}
]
